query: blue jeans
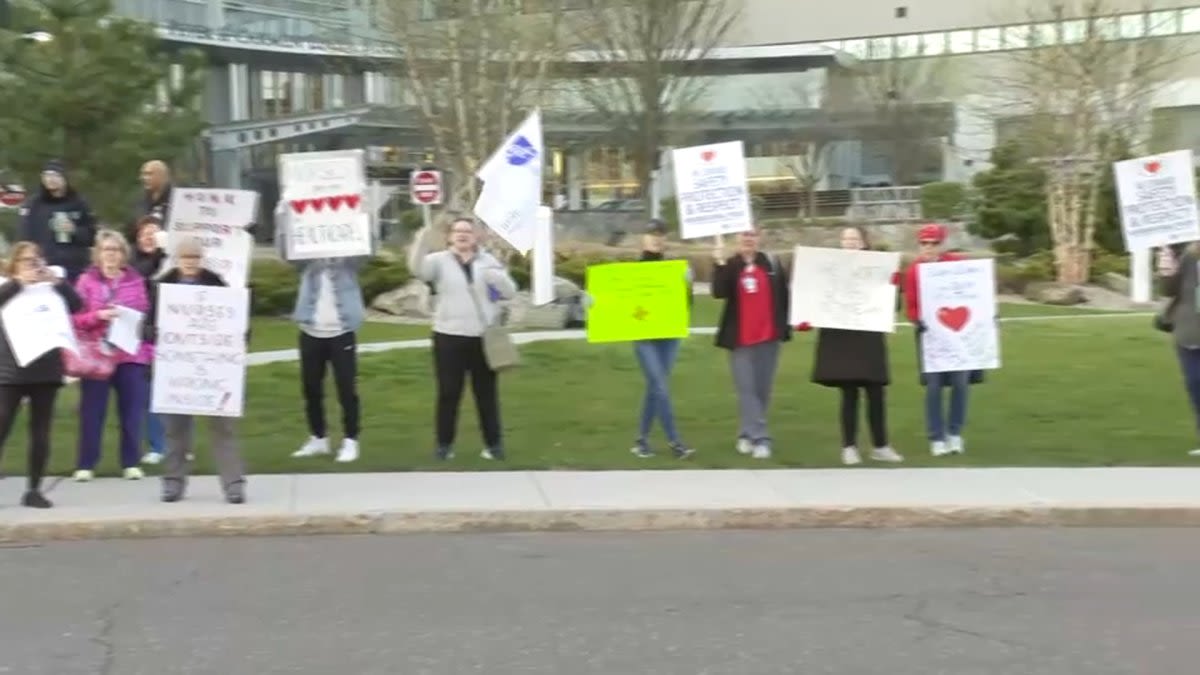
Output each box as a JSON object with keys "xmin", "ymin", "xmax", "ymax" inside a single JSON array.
[
  {"xmin": 146, "ymin": 412, "xmax": 165, "ymax": 454},
  {"xmin": 924, "ymin": 370, "xmax": 969, "ymax": 441},
  {"xmin": 1176, "ymin": 346, "xmax": 1200, "ymax": 433},
  {"xmin": 634, "ymin": 339, "xmax": 682, "ymax": 445}
]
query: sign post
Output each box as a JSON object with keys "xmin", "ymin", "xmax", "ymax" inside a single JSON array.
[{"xmin": 410, "ymin": 169, "xmax": 442, "ymax": 230}]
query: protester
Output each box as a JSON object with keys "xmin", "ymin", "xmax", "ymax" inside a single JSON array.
[
  {"xmin": 71, "ymin": 230, "xmax": 153, "ymax": 481},
  {"xmin": 130, "ymin": 160, "xmax": 173, "ymax": 238},
  {"xmin": 711, "ymin": 224, "xmax": 791, "ymax": 459},
  {"xmin": 17, "ymin": 160, "xmax": 97, "ymax": 282},
  {"xmin": 407, "ymin": 217, "xmax": 517, "ymax": 461},
  {"xmin": 275, "ymin": 201, "xmax": 370, "ymax": 463},
  {"xmin": 0, "ymin": 242, "xmax": 83, "ymax": 507},
  {"xmin": 799, "ymin": 226, "xmax": 902, "ymax": 465},
  {"xmin": 630, "ymin": 219, "xmax": 694, "ymax": 459},
  {"xmin": 902, "ymin": 223, "xmax": 981, "ymax": 457},
  {"xmin": 146, "ymin": 236, "xmax": 247, "ymax": 503},
  {"xmin": 130, "ymin": 215, "xmax": 168, "ymax": 464},
  {"xmin": 1155, "ymin": 244, "xmax": 1200, "ymax": 457}
]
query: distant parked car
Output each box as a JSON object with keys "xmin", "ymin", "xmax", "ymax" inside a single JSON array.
[{"xmin": 593, "ymin": 199, "xmax": 644, "ymax": 212}]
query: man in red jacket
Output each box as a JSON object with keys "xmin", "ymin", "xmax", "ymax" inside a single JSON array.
[{"xmin": 903, "ymin": 224, "xmax": 974, "ymax": 457}]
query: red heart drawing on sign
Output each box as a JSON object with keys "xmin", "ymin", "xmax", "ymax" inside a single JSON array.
[
  {"xmin": 701, "ymin": 150, "xmax": 716, "ymax": 161},
  {"xmin": 309, "ymin": 198, "xmax": 326, "ymax": 212},
  {"xmin": 1145, "ymin": 160, "xmax": 1162, "ymax": 174},
  {"xmin": 344, "ymin": 194, "xmax": 361, "ymax": 210},
  {"xmin": 326, "ymin": 195, "xmax": 344, "ymax": 211},
  {"xmin": 936, "ymin": 306, "xmax": 971, "ymax": 332},
  {"xmin": 290, "ymin": 199, "xmax": 309, "ymax": 214}
]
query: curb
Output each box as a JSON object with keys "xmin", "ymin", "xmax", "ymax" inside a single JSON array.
[{"xmin": 4, "ymin": 506, "xmax": 1200, "ymax": 542}]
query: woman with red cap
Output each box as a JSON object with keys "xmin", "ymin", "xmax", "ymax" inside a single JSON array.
[{"xmin": 902, "ymin": 224, "xmax": 982, "ymax": 456}]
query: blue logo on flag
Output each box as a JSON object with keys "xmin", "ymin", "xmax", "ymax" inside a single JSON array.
[{"xmin": 506, "ymin": 136, "xmax": 538, "ymax": 166}]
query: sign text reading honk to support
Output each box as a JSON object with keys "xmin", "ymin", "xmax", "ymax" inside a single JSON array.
[
  {"xmin": 151, "ymin": 284, "xmax": 250, "ymax": 417},
  {"xmin": 585, "ymin": 261, "xmax": 690, "ymax": 343},
  {"xmin": 279, "ymin": 149, "xmax": 372, "ymax": 260}
]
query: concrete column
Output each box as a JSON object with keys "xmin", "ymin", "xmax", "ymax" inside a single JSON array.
[
  {"xmin": 1131, "ymin": 247, "xmax": 1152, "ymax": 303},
  {"xmin": 228, "ymin": 64, "xmax": 248, "ymax": 121},
  {"xmin": 212, "ymin": 148, "xmax": 243, "ymax": 190},
  {"xmin": 566, "ymin": 150, "xmax": 583, "ymax": 210}
]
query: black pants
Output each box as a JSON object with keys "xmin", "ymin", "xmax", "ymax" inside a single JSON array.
[
  {"xmin": 0, "ymin": 383, "xmax": 59, "ymax": 491},
  {"xmin": 839, "ymin": 384, "xmax": 887, "ymax": 448},
  {"xmin": 299, "ymin": 331, "xmax": 360, "ymax": 440},
  {"xmin": 433, "ymin": 332, "xmax": 501, "ymax": 449}
]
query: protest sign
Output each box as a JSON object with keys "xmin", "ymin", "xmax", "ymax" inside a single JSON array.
[
  {"xmin": 789, "ymin": 246, "xmax": 900, "ymax": 332},
  {"xmin": 671, "ymin": 141, "xmax": 753, "ymax": 240},
  {"xmin": 279, "ymin": 149, "xmax": 371, "ymax": 260},
  {"xmin": 918, "ymin": 258, "xmax": 1000, "ymax": 373},
  {"xmin": 1113, "ymin": 149, "xmax": 1200, "ymax": 251},
  {"xmin": 585, "ymin": 261, "xmax": 690, "ymax": 343},
  {"xmin": 150, "ymin": 284, "xmax": 249, "ymax": 417},
  {"xmin": 532, "ymin": 206, "xmax": 555, "ymax": 306},
  {"xmin": 0, "ymin": 282, "xmax": 78, "ymax": 367},
  {"xmin": 167, "ymin": 188, "xmax": 257, "ymax": 287}
]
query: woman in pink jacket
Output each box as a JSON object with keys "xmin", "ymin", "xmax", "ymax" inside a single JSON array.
[{"xmin": 71, "ymin": 229, "xmax": 153, "ymax": 481}]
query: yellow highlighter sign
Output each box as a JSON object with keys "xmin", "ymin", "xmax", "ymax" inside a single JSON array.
[{"xmin": 586, "ymin": 260, "xmax": 690, "ymax": 343}]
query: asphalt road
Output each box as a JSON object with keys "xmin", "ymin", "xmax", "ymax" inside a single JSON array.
[{"xmin": 1, "ymin": 529, "xmax": 1198, "ymax": 675}]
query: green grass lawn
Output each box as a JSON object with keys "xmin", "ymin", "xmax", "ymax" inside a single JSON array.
[{"xmin": 1, "ymin": 306, "xmax": 1186, "ymax": 479}]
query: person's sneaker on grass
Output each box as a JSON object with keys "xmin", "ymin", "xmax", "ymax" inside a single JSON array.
[
  {"xmin": 669, "ymin": 442, "xmax": 695, "ymax": 459},
  {"xmin": 630, "ymin": 442, "xmax": 654, "ymax": 459},
  {"xmin": 947, "ymin": 435, "xmax": 965, "ymax": 454},
  {"xmin": 736, "ymin": 437, "xmax": 753, "ymax": 456},
  {"xmin": 930, "ymin": 440, "xmax": 950, "ymax": 457},
  {"xmin": 841, "ymin": 446, "xmax": 862, "ymax": 465},
  {"xmin": 435, "ymin": 446, "xmax": 454, "ymax": 461},
  {"xmin": 870, "ymin": 446, "xmax": 904, "ymax": 463},
  {"xmin": 751, "ymin": 443, "xmax": 771, "ymax": 460},
  {"xmin": 335, "ymin": 439, "xmax": 359, "ymax": 463},
  {"xmin": 1190, "ymin": 449, "xmax": 1200, "ymax": 457},
  {"xmin": 293, "ymin": 436, "xmax": 330, "ymax": 458},
  {"xmin": 481, "ymin": 446, "xmax": 506, "ymax": 461}
]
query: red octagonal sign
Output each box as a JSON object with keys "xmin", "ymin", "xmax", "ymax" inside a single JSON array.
[{"xmin": 410, "ymin": 170, "xmax": 442, "ymax": 206}]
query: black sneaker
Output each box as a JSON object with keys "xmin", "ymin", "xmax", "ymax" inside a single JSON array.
[
  {"xmin": 21, "ymin": 490, "xmax": 51, "ymax": 509},
  {"xmin": 225, "ymin": 493, "xmax": 245, "ymax": 505},
  {"xmin": 670, "ymin": 443, "xmax": 695, "ymax": 459},
  {"xmin": 161, "ymin": 491, "xmax": 184, "ymax": 503},
  {"xmin": 435, "ymin": 446, "xmax": 454, "ymax": 461},
  {"xmin": 481, "ymin": 446, "xmax": 506, "ymax": 461},
  {"xmin": 630, "ymin": 442, "xmax": 654, "ymax": 458}
]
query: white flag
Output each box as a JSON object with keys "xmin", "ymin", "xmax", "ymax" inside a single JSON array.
[{"xmin": 473, "ymin": 109, "xmax": 543, "ymax": 254}]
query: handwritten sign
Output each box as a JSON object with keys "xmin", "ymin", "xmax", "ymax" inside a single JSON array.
[
  {"xmin": 279, "ymin": 149, "xmax": 371, "ymax": 260},
  {"xmin": 167, "ymin": 188, "xmax": 257, "ymax": 288},
  {"xmin": 917, "ymin": 258, "xmax": 1000, "ymax": 373},
  {"xmin": 585, "ymin": 261, "xmax": 690, "ymax": 343},
  {"xmin": 671, "ymin": 141, "xmax": 753, "ymax": 240},
  {"xmin": 1113, "ymin": 149, "xmax": 1200, "ymax": 251},
  {"xmin": 150, "ymin": 284, "xmax": 249, "ymax": 417},
  {"xmin": 789, "ymin": 246, "xmax": 900, "ymax": 332},
  {"xmin": 0, "ymin": 282, "xmax": 78, "ymax": 367}
]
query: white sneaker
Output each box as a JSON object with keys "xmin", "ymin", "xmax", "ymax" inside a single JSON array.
[
  {"xmin": 142, "ymin": 452, "xmax": 163, "ymax": 465},
  {"xmin": 931, "ymin": 441, "xmax": 951, "ymax": 457},
  {"xmin": 292, "ymin": 436, "xmax": 330, "ymax": 458},
  {"xmin": 1189, "ymin": 449, "xmax": 1200, "ymax": 457},
  {"xmin": 123, "ymin": 467, "xmax": 144, "ymax": 480},
  {"xmin": 335, "ymin": 439, "xmax": 359, "ymax": 463},
  {"xmin": 841, "ymin": 446, "xmax": 862, "ymax": 465},
  {"xmin": 736, "ymin": 438, "xmax": 753, "ymax": 455},
  {"xmin": 947, "ymin": 435, "xmax": 965, "ymax": 454},
  {"xmin": 72, "ymin": 469, "xmax": 93, "ymax": 482},
  {"xmin": 870, "ymin": 446, "xmax": 904, "ymax": 463},
  {"xmin": 751, "ymin": 444, "xmax": 771, "ymax": 460}
]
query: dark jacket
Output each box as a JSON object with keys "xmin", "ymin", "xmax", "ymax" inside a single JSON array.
[
  {"xmin": 129, "ymin": 184, "xmax": 173, "ymax": 239},
  {"xmin": 812, "ymin": 329, "xmax": 889, "ymax": 387},
  {"xmin": 18, "ymin": 187, "xmax": 97, "ymax": 281},
  {"xmin": 145, "ymin": 268, "xmax": 251, "ymax": 346},
  {"xmin": 1161, "ymin": 247, "xmax": 1200, "ymax": 347},
  {"xmin": 131, "ymin": 247, "xmax": 167, "ymax": 281},
  {"xmin": 0, "ymin": 280, "xmax": 83, "ymax": 385},
  {"xmin": 711, "ymin": 251, "xmax": 792, "ymax": 350}
]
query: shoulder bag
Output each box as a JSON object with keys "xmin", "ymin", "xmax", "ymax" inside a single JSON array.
[{"xmin": 468, "ymin": 281, "xmax": 519, "ymax": 372}]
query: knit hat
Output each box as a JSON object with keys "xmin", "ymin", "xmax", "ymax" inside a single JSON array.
[
  {"xmin": 645, "ymin": 218, "xmax": 668, "ymax": 235},
  {"xmin": 41, "ymin": 159, "xmax": 66, "ymax": 179},
  {"xmin": 917, "ymin": 223, "xmax": 945, "ymax": 243}
]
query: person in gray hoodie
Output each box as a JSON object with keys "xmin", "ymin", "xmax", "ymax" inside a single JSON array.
[
  {"xmin": 408, "ymin": 217, "xmax": 518, "ymax": 460},
  {"xmin": 1157, "ymin": 243, "xmax": 1200, "ymax": 457}
]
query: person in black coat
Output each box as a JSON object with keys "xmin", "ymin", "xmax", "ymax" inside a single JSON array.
[
  {"xmin": 0, "ymin": 241, "xmax": 83, "ymax": 508},
  {"xmin": 17, "ymin": 160, "xmax": 97, "ymax": 282},
  {"xmin": 799, "ymin": 226, "xmax": 903, "ymax": 465}
]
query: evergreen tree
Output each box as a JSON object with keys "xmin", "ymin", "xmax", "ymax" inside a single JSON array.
[
  {"xmin": 0, "ymin": 0, "xmax": 206, "ymax": 221},
  {"xmin": 969, "ymin": 141, "xmax": 1048, "ymax": 256}
]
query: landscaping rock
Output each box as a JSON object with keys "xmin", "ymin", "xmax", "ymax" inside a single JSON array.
[
  {"xmin": 371, "ymin": 279, "xmax": 432, "ymax": 318},
  {"xmin": 504, "ymin": 292, "xmax": 569, "ymax": 329},
  {"xmin": 1100, "ymin": 271, "xmax": 1131, "ymax": 295},
  {"xmin": 1024, "ymin": 282, "xmax": 1086, "ymax": 306}
]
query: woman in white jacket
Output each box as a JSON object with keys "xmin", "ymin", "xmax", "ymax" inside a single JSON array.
[{"xmin": 408, "ymin": 217, "xmax": 517, "ymax": 461}]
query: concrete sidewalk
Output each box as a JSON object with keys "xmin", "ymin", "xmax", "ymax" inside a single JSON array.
[{"xmin": 1, "ymin": 467, "xmax": 1199, "ymax": 542}]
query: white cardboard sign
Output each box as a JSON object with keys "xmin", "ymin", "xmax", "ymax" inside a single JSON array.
[
  {"xmin": 1113, "ymin": 149, "xmax": 1200, "ymax": 251},
  {"xmin": 279, "ymin": 149, "xmax": 372, "ymax": 260},
  {"xmin": 150, "ymin": 284, "xmax": 249, "ymax": 417},
  {"xmin": 671, "ymin": 141, "xmax": 753, "ymax": 240},
  {"xmin": 167, "ymin": 188, "xmax": 257, "ymax": 287}
]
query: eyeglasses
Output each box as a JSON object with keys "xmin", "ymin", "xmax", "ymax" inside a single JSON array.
[
  {"xmin": 178, "ymin": 253, "xmax": 202, "ymax": 259},
  {"xmin": 100, "ymin": 246, "xmax": 123, "ymax": 252},
  {"xmin": 16, "ymin": 257, "xmax": 39, "ymax": 264},
  {"xmin": 918, "ymin": 241, "xmax": 939, "ymax": 247}
]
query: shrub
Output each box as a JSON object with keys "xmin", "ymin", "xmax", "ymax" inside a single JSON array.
[
  {"xmin": 248, "ymin": 256, "xmax": 411, "ymax": 317},
  {"xmin": 920, "ymin": 182, "xmax": 968, "ymax": 220}
]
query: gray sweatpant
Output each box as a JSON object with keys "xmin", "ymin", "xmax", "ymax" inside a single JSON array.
[
  {"xmin": 729, "ymin": 341, "xmax": 782, "ymax": 445},
  {"xmin": 162, "ymin": 414, "xmax": 245, "ymax": 496}
]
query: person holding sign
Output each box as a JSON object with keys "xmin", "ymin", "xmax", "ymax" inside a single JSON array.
[
  {"xmin": 902, "ymin": 224, "xmax": 981, "ymax": 457},
  {"xmin": 275, "ymin": 200, "xmax": 370, "ymax": 464},
  {"xmin": 1155, "ymin": 244, "xmax": 1200, "ymax": 457},
  {"xmin": 71, "ymin": 231, "xmax": 153, "ymax": 482},
  {"xmin": 0, "ymin": 242, "xmax": 82, "ymax": 508},
  {"xmin": 407, "ymin": 217, "xmax": 518, "ymax": 461},
  {"xmin": 145, "ymin": 236, "xmax": 248, "ymax": 504},
  {"xmin": 131, "ymin": 215, "xmax": 169, "ymax": 465},
  {"xmin": 711, "ymin": 224, "xmax": 791, "ymax": 460},
  {"xmin": 798, "ymin": 227, "xmax": 903, "ymax": 465},
  {"xmin": 629, "ymin": 220, "xmax": 695, "ymax": 459}
]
